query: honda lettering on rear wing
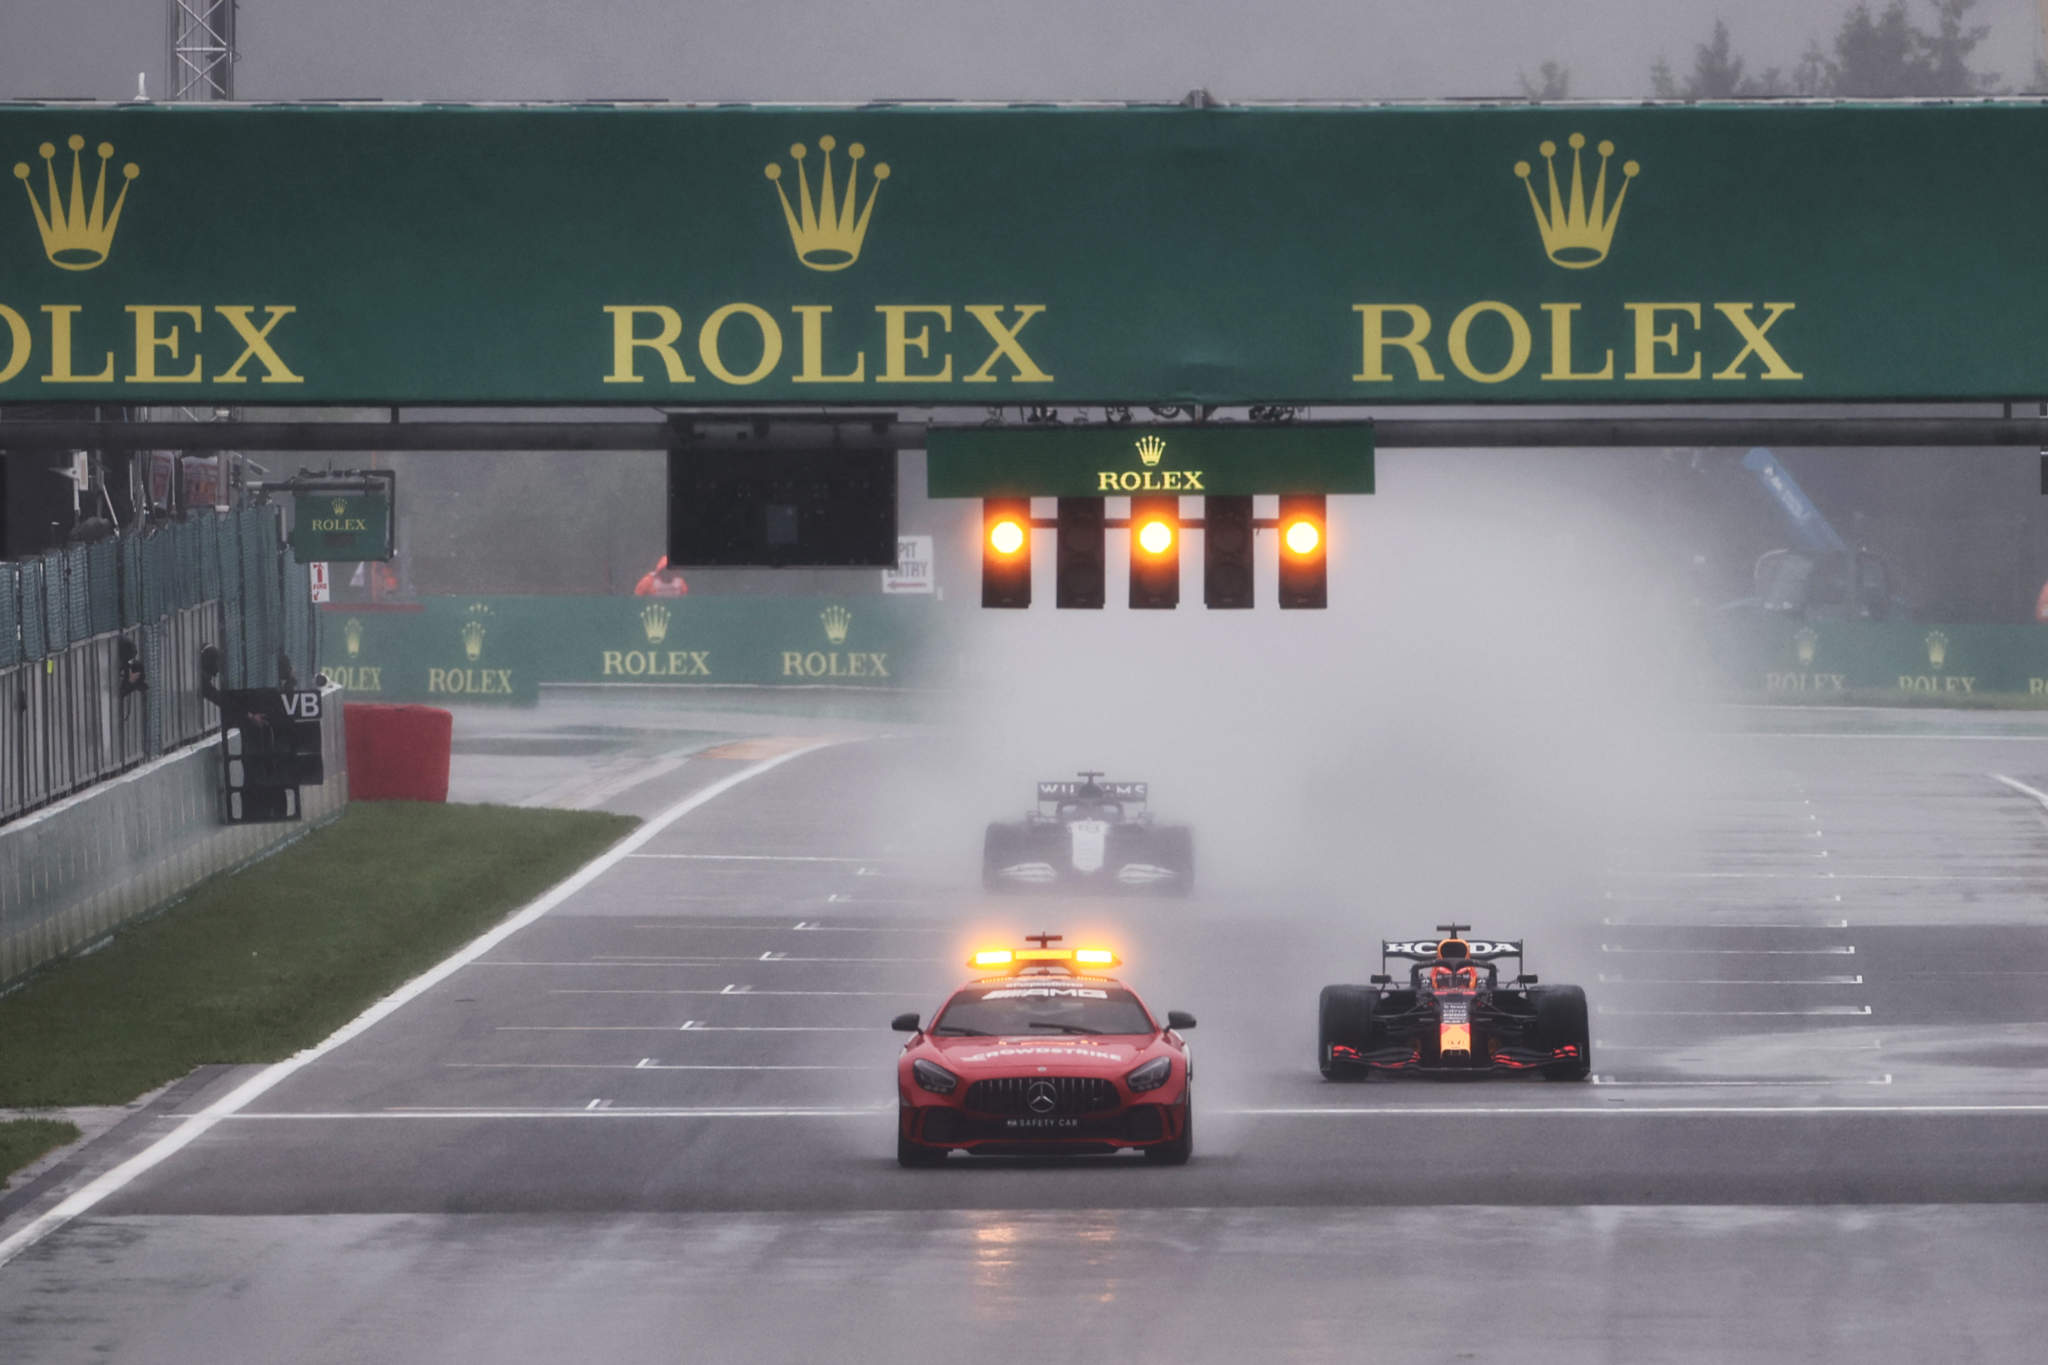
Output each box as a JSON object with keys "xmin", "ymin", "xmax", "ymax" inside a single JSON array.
[{"xmin": 1381, "ymin": 939, "xmax": 1523, "ymax": 960}]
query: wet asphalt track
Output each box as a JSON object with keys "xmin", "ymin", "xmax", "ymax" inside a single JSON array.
[{"xmin": 3, "ymin": 704, "xmax": 2047, "ymax": 1362}]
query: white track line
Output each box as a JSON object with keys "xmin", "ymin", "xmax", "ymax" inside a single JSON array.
[
  {"xmin": 1991, "ymin": 772, "xmax": 2048, "ymax": 808},
  {"xmin": 220, "ymin": 1106, "xmax": 893, "ymax": 1119},
  {"xmin": 443, "ymin": 1062, "xmax": 866, "ymax": 1072},
  {"xmin": 625, "ymin": 853, "xmax": 896, "ymax": 863},
  {"xmin": 547, "ymin": 987, "xmax": 923, "ymax": 997},
  {"xmin": 1221, "ymin": 1102, "xmax": 2048, "ymax": 1116},
  {"xmin": 1597, "ymin": 1005, "xmax": 1872, "ymax": 1016},
  {"xmin": 1600, "ymin": 945, "xmax": 1855, "ymax": 954},
  {"xmin": 1596, "ymin": 975, "xmax": 1864, "ymax": 985},
  {"xmin": 0, "ymin": 740, "xmax": 835, "ymax": 1270}
]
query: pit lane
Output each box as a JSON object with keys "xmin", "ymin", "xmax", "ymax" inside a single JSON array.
[{"xmin": 3, "ymin": 703, "xmax": 2045, "ymax": 1361}]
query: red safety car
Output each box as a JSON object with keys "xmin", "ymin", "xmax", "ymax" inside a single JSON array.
[{"xmin": 892, "ymin": 934, "xmax": 1196, "ymax": 1166}]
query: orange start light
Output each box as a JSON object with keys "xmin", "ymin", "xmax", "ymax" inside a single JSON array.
[
  {"xmin": 966, "ymin": 945, "xmax": 1123, "ymax": 970},
  {"xmin": 1283, "ymin": 519, "xmax": 1321, "ymax": 556},
  {"xmin": 1137, "ymin": 520, "xmax": 1174, "ymax": 556},
  {"xmin": 989, "ymin": 520, "xmax": 1027, "ymax": 556}
]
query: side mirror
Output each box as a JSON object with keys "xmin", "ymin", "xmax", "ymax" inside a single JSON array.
[
  {"xmin": 890, "ymin": 1012, "xmax": 921, "ymax": 1033},
  {"xmin": 1517, "ymin": 974, "xmax": 1539, "ymax": 985},
  {"xmin": 1369, "ymin": 974, "xmax": 1392, "ymax": 986},
  {"xmin": 1165, "ymin": 1010, "xmax": 1196, "ymax": 1031}
]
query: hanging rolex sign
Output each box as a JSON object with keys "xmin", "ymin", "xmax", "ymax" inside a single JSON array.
[{"xmin": 290, "ymin": 488, "xmax": 393, "ymax": 562}]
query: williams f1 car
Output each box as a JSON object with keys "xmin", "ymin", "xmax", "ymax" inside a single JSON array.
[
  {"xmin": 1318, "ymin": 925, "xmax": 1590, "ymax": 1081},
  {"xmin": 892, "ymin": 934, "xmax": 1196, "ymax": 1165},
  {"xmin": 982, "ymin": 772, "xmax": 1194, "ymax": 895}
]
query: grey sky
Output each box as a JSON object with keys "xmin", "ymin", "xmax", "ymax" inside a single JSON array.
[{"xmin": 2, "ymin": 0, "xmax": 2044, "ymax": 103}]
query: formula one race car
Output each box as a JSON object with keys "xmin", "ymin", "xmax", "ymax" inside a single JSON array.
[
  {"xmin": 1318, "ymin": 925, "xmax": 1590, "ymax": 1081},
  {"xmin": 982, "ymin": 772, "xmax": 1194, "ymax": 895},
  {"xmin": 892, "ymin": 934, "xmax": 1197, "ymax": 1165}
]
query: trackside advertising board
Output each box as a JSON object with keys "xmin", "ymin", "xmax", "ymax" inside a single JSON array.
[{"xmin": 3, "ymin": 102, "xmax": 2048, "ymax": 403}]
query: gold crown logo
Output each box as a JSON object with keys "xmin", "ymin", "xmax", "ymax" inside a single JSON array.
[
  {"xmin": 765, "ymin": 136, "xmax": 889, "ymax": 272},
  {"xmin": 344, "ymin": 618, "xmax": 364, "ymax": 658},
  {"xmin": 641, "ymin": 602, "xmax": 670, "ymax": 644},
  {"xmin": 13, "ymin": 134, "xmax": 139, "ymax": 271},
  {"xmin": 1925, "ymin": 629, "xmax": 1948, "ymax": 670},
  {"xmin": 820, "ymin": 605, "xmax": 851, "ymax": 644},
  {"xmin": 461, "ymin": 602, "xmax": 491, "ymax": 662},
  {"xmin": 1135, "ymin": 435, "xmax": 1166, "ymax": 467},
  {"xmin": 1514, "ymin": 133, "xmax": 1637, "ymax": 270},
  {"xmin": 1793, "ymin": 626, "xmax": 1818, "ymax": 667},
  {"xmin": 331, "ymin": 498, "xmax": 347, "ymax": 516}
]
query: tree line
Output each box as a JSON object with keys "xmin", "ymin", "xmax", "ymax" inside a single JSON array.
[{"xmin": 1520, "ymin": 0, "xmax": 2036, "ymax": 100}]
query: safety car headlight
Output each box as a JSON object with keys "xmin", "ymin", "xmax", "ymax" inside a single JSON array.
[
  {"xmin": 1125, "ymin": 1055, "xmax": 1173, "ymax": 1093},
  {"xmin": 911, "ymin": 1058, "xmax": 959, "ymax": 1095}
]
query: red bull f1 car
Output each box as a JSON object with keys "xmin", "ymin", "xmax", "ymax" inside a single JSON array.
[
  {"xmin": 1318, "ymin": 925, "xmax": 1590, "ymax": 1081},
  {"xmin": 982, "ymin": 773, "xmax": 1195, "ymax": 895},
  {"xmin": 893, "ymin": 934, "xmax": 1196, "ymax": 1165}
]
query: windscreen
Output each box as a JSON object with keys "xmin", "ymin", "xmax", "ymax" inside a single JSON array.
[{"xmin": 933, "ymin": 982, "xmax": 1155, "ymax": 1037}]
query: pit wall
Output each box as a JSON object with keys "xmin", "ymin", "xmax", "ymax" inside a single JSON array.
[
  {"xmin": 0, "ymin": 686, "xmax": 348, "ymax": 987},
  {"xmin": 1707, "ymin": 616, "xmax": 2048, "ymax": 701},
  {"xmin": 318, "ymin": 596, "xmax": 946, "ymax": 704}
]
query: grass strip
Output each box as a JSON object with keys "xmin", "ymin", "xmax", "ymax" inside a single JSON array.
[
  {"xmin": 0, "ymin": 803, "xmax": 635, "ymax": 1110},
  {"xmin": 0, "ymin": 1118, "xmax": 82, "ymax": 1191}
]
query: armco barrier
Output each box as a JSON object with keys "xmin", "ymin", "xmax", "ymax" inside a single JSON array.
[
  {"xmin": 344, "ymin": 703, "xmax": 451, "ymax": 802},
  {"xmin": 0, "ymin": 685, "xmax": 348, "ymax": 988},
  {"xmin": 318, "ymin": 596, "xmax": 947, "ymax": 704}
]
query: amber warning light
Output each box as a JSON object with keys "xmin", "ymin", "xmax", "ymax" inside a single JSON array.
[{"xmin": 970, "ymin": 946, "xmax": 1122, "ymax": 970}]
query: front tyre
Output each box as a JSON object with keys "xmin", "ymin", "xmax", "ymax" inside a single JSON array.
[
  {"xmin": 898, "ymin": 1131, "xmax": 948, "ymax": 1167},
  {"xmin": 1318, "ymin": 984, "xmax": 1378, "ymax": 1081},
  {"xmin": 1535, "ymin": 985, "xmax": 1592, "ymax": 1081},
  {"xmin": 1144, "ymin": 1101, "xmax": 1193, "ymax": 1165}
]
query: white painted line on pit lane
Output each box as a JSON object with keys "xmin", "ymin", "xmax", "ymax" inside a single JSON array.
[
  {"xmin": 474, "ymin": 955, "xmax": 943, "ymax": 965},
  {"xmin": 1597, "ymin": 1005, "xmax": 1872, "ymax": 1016},
  {"xmin": 0, "ymin": 738, "xmax": 839, "ymax": 1272},
  {"xmin": 1600, "ymin": 945, "xmax": 1856, "ymax": 954},
  {"xmin": 1218, "ymin": 1102, "xmax": 2048, "ymax": 1116},
  {"xmin": 625, "ymin": 853, "xmax": 898, "ymax": 863},
  {"xmin": 1591, "ymin": 1075, "xmax": 1892, "ymax": 1087},
  {"xmin": 1612, "ymin": 872, "xmax": 2035, "ymax": 882},
  {"xmin": 1603, "ymin": 918, "xmax": 1851, "ymax": 929},
  {"xmin": 200, "ymin": 1099, "xmax": 2048, "ymax": 1121},
  {"xmin": 217, "ymin": 1106, "xmax": 894, "ymax": 1119},
  {"xmin": 1991, "ymin": 772, "xmax": 2048, "ymax": 809},
  {"xmin": 445, "ymin": 1062, "xmax": 866, "ymax": 1071},
  {"xmin": 493, "ymin": 1024, "xmax": 873, "ymax": 1033},
  {"xmin": 548, "ymin": 988, "xmax": 925, "ymax": 997},
  {"xmin": 1709, "ymin": 730, "xmax": 2048, "ymax": 742},
  {"xmin": 791, "ymin": 921, "xmax": 951, "ymax": 933},
  {"xmin": 1593, "ymin": 1039, "xmax": 1883, "ymax": 1051},
  {"xmin": 1596, "ymin": 975, "xmax": 1864, "ymax": 985}
]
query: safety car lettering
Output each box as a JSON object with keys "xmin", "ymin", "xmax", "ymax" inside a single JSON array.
[{"xmin": 979, "ymin": 987, "xmax": 1110, "ymax": 1000}]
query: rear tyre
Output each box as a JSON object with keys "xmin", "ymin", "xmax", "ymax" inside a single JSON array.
[
  {"xmin": 1144, "ymin": 1102, "xmax": 1193, "ymax": 1165},
  {"xmin": 1159, "ymin": 826, "xmax": 1196, "ymax": 898},
  {"xmin": 898, "ymin": 1131, "xmax": 947, "ymax": 1167},
  {"xmin": 981, "ymin": 824, "xmax": 1015, "ymax": 893},
  {"xmin": 1318, "ymin": 984, "xmax": 1378, "ymax": 1080},
  {"xmin": 1535, "ymin": 985, "xmax": 1592, "ymax": 1081}
]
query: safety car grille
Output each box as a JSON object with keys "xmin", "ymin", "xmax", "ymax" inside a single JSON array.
[{"xmin": 963, "ymin": 1076, "xmax": 1119, "ymax": 1116}]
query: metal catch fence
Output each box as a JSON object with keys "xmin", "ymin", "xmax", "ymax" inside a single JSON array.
[{"xmin": 1, "ymin": 508, "xmax": 315, "ymax": 824}]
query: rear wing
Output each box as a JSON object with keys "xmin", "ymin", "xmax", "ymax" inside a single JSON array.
[
  {"xmin": 1038, "ymin": 780, "xmax": 1147, "ymax": 803},
  {"xmin": 1380, "ymin": 938, "xmax": 1524, "ymax": 979}
]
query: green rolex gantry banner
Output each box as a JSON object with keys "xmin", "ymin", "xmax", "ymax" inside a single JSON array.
[{"xmin": 4, "ymin": 100, "xmax": 2047, "ymax": 404}]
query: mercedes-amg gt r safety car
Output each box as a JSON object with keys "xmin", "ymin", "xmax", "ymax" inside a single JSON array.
[
  {"xmin": 892, "ymin": 934, "xmax": 1196, "ymax": 1165},
  {"xmin": 1318, "ymin": 924, "xmax": 1590, "ymax": 1081},
  {"xmin": 982, "ymin": 773, "xmax": 1194, "ymax": 895}
]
